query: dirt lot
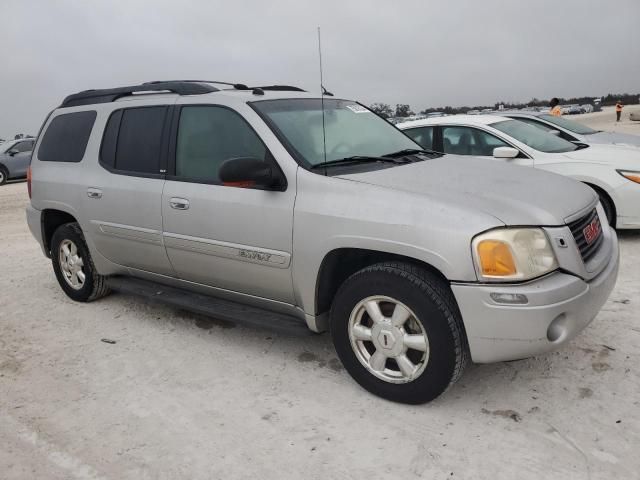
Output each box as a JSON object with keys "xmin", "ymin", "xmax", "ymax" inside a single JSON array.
[{"xmin": 1, "ymin": 113, "xmax": 639, "ymax": 479}]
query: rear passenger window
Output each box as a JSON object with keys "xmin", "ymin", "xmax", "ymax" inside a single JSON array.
[
  {"xmin": 404, "ymin": 127, "xmax": 433, "ymax": 150},
  {"xmin": 112, "ymin": 107, "xmax": 167, "ymax": 174},
  {"xmin": 38, "ymin": 111, "xmax": 96, "ymax": 162}
]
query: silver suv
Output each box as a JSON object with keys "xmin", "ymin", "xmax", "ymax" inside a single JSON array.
[{"xmin": 27, "ymin": 81, "xmax": 619, "ymax": 404}]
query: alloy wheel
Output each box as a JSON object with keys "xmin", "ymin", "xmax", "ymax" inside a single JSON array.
[{"xmin": 348, "ymin": 295, "xmax": 430, "ymax": 383}]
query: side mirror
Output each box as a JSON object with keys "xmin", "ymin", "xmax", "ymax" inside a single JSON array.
[
  {"xmin": 493, "ymin": 147, "xmax": 519, "ymax": 159},
  {"xmin": 8, "ymin": 149, "xmax": 19, "ymax": 156},
  {"xmin": 549, "ymin": 130, "xmax": 561, "ymax": 137},
  {"xmin": 219, "ymin": 157, "xmax": 282, "ymax": 189}
]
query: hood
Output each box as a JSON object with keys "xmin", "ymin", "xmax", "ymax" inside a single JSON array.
[
  {"xmin": 338, "ymin": 156, "xmax": 597, "ymax": 226},
  {"xmin": 587, "ymin": 131, "xmax": 640, "ymax": 147},
  {"xmin": 562, "ymin": 143, "xmax": 640, "ymax": 169}
]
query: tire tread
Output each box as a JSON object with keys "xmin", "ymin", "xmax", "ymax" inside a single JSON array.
[{"xmin": 333, "ymin": 261, "xmax": 469, "ymax": 399}]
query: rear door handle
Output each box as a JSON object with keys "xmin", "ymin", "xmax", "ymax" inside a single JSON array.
[
  {"xmin": 170, "ymin": 197, "xmax": 190, "ymax": 210},
  {"xmin": 87, "ymin": 188, "xmax": 102, "ymax": 199}
]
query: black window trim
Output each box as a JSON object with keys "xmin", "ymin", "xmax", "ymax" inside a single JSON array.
[
  {"xmin": 166, "ymin": 103, "xmax": 287, "ymax": 191},
  {"xmin": 98, "ymin": 105, "xmax": 171, "ymax": 180}
]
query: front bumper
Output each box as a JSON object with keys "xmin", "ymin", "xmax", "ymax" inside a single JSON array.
[
  {"xmin": 613, "ymin": 180, "xmax": 640, "ymax": 229},
  {"xmin": 451, "ymin": 230, "xmax": 619, "ymax": 363}
]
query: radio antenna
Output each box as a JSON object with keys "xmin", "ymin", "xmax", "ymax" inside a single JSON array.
[{"xmin": 317, "ymin": 27, "xmax": 328, "ymax": 174}]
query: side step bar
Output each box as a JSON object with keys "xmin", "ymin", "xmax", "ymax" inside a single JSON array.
[{"xmin": 106, "ymin": 276, "xmax": 312, "ymax": 336}]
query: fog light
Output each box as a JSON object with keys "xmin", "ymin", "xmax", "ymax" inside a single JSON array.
[
  {"xmin": 489, "ymin": 292, "xmax": 528, "ymax": 305},
  {"xmin": 547, "ymin": 314, "xmax": 568, "ymax": 342}
]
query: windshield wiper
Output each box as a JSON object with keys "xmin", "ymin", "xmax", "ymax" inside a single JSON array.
[
  {"xmin": 309, "ymin": 156, "xmax": 409, "ymax": 170},
  {"xmin": 383, "ymin": 148, "xmax": 442, "ymax": 159}
]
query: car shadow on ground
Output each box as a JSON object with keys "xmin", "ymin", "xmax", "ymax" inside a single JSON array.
[{"xmin": 107, "ymin": 290, "xmax": 581, "ymax": 407}]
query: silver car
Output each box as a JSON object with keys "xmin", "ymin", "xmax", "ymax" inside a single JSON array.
[
  {"xmin": 26, "ymin": 80, "xmax": 619, "ymax": 404},
  {"xmin": 502, "ymin": 111, "xmax": 640, "ymax": 147},
  {"xmin": 0, "ymin": 138, "xmax": 34, "ymax": 185}
]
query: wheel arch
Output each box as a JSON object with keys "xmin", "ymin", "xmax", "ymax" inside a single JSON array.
[
  {"xmin": 315, "ymin": 247, "xmax": 451, "ymax": 318},
  {"xmin": 41, "ymin": 209, "xmax": 79, "ymax": 257},
  {"xmin": 583, "ymin": 182, "xmax": 617, "ymax": 227}
]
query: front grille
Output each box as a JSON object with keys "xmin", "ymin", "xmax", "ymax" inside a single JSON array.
[{"xmin": 568, "ymin": 208, "xmax": 603, "ymax": 263}]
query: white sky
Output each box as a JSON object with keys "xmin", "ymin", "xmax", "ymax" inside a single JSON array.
[{"xmin": 1, "ymin": 0, "xmax": 639, "ymax": 137}]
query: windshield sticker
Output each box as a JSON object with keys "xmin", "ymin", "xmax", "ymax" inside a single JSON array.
[{"xmin": 345, "ymin": 104, "xmax": 370, "ymax": 114}]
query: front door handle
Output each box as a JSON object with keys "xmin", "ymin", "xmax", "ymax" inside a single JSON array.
[
  {"xmin": 87, "ymin": 188, "xmax": 102, "ymax": 199},
  {"xmin": 170, "ymin": 197, "xmax": 190, "ymax": 210}
]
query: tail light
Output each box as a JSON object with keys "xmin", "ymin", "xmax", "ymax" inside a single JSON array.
[{"xmin": 27, "ymin": 166, "xmax": 32, "ymax": 199}]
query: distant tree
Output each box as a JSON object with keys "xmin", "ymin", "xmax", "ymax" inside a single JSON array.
[
  {"xmin": 369, "ymin": 103, "xmax": 394, "ymax": 118},
  {"xmin": 395, "ymin": 104, "xmax": 414, "ymax": 117}
]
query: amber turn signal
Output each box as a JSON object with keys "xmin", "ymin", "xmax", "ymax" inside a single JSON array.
[
  {"xmin": 617, "ymin": 170, "xmax": 640, "ymax": 184},
  {"xmin": 477, "ymin": 240, "xmax": 517, "ymax": 277}
]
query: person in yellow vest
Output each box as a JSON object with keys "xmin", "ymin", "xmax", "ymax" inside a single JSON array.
[
  {"xmin": 616, "ymin": 100, "xmax": 623, "ymax": 122},
  {"xmin": 549, "ymin": 97, "xmax": 562, "ymax": 116}
]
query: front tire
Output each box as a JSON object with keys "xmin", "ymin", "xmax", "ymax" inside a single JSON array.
[
  {"xmin": 0, "ymin": 166, "xmax": 8, "ymax": 186},
  {"xmin": 330, "ymin": 262, "xmax": 468, "ymax": 404},
  {"xmin": 50, "ymin": 223, "xmax": 110, "ymax": 302}
]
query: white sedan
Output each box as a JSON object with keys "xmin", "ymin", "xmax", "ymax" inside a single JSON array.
[{"xmin": 399, "ymin": 115, "xmax": 640, "ymax": 229}]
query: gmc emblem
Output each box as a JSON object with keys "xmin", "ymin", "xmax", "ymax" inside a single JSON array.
[{"xmin": 583, "ymin": 218, "xmax": 601, "ymax": 245}]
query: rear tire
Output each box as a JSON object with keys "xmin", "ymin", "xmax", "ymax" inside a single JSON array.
[
  {"xmin": 0, "ymin": 166, "xmax": 8, "ymax": 186},
  {"xmin": 50, "ymin": 223, "xmax": 110, "ymax": 302},
  {"xmin": 330, "ymin": 262, "xmax": 468, "ymax": 404}
]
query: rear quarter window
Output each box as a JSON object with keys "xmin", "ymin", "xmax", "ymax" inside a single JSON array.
[{"xmin": 38, "ymin": 111, "xmax": 97, "ymax": 162}]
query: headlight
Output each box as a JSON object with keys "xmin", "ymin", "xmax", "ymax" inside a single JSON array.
[
  {"xmin": 617, "ymin": 169, "xmax": 640, "ymax": 184},
  {"xmin": 472, "ymin": 228, "xmax": 558, "ymax": 282}
]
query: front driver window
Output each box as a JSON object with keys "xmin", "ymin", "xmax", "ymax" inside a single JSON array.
[
  {"xmin": 442, "ymin": 126, "xmax": 509, "ymax": 156},
  {"xmin": 176, "ymin": 106, "xmax": 268, "ymax": 183}
]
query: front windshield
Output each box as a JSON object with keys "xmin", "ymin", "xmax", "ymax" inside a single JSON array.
[
  {"xmin": 539, "ymin": 114, "xmax": 598, "ymax": 135},
  {"xmin": 251, "ymin": 99, "xmax": 420, "ymax": 167},
  {"xmin": 3, "ymin": 141, "xmax": 17, "ymax": 153},
  {"xmin": 491, "ymin": 120, "xmax": 578, "ymax": 153}
]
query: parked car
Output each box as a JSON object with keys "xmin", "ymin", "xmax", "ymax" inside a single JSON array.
[
  {"xmin": 630, "ymin": 111, "xmax": 640, "ymax": 122},
  {"xmin": 500, "ymin": 111, "xmax": 640, "ymax": 147},
  {"xmin": 565, "ymin": 104, "xmax": 582, "ymax": 115},
  {"xmin": 399, "ymin": 115, "xmax": 640, "ymax": 229},
  {"xmin": 580, "ymin": 104, "xmax": 594, "ymax": 114},
  {"xmin": 27, "ymin": 81, "xmax": 619, "ymax": 404},
  {"xmin": 0, "ymin": 138, "xmax": 35, "ymax": 185}
]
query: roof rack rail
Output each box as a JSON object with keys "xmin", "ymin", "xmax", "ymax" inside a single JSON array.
[
  {"xmin": 152, "ymin": 81, "xmax": 306, "ymax": 93},
  {"xmin": 60, "ymin": 81, "xmax": 220, "ymax": 108},
  {"xmin": 60, "ymin": 80, "xmax": 308, "ymax": 108},
  {"xmin": 143, "ymin": 80, "xmax": 250, "ymax": 90},
  {"xmin": 231, "ymin": 84, "xmax": 306, "ymax": 92}
]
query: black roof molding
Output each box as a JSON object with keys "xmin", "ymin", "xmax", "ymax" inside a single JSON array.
[{"xmin": 60, "ymin": 81, "xmax": 220, "ymax": 108}]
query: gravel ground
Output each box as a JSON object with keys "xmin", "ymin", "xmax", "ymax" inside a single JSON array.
[{"xmin": 1, "ymin": 113, "xmax": 639, "ymax": 479}]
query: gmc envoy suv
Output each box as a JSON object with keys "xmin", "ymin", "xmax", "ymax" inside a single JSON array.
[{"xmin": 27, "ymin": 81, "xmax": 619, "ymax": 404}]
